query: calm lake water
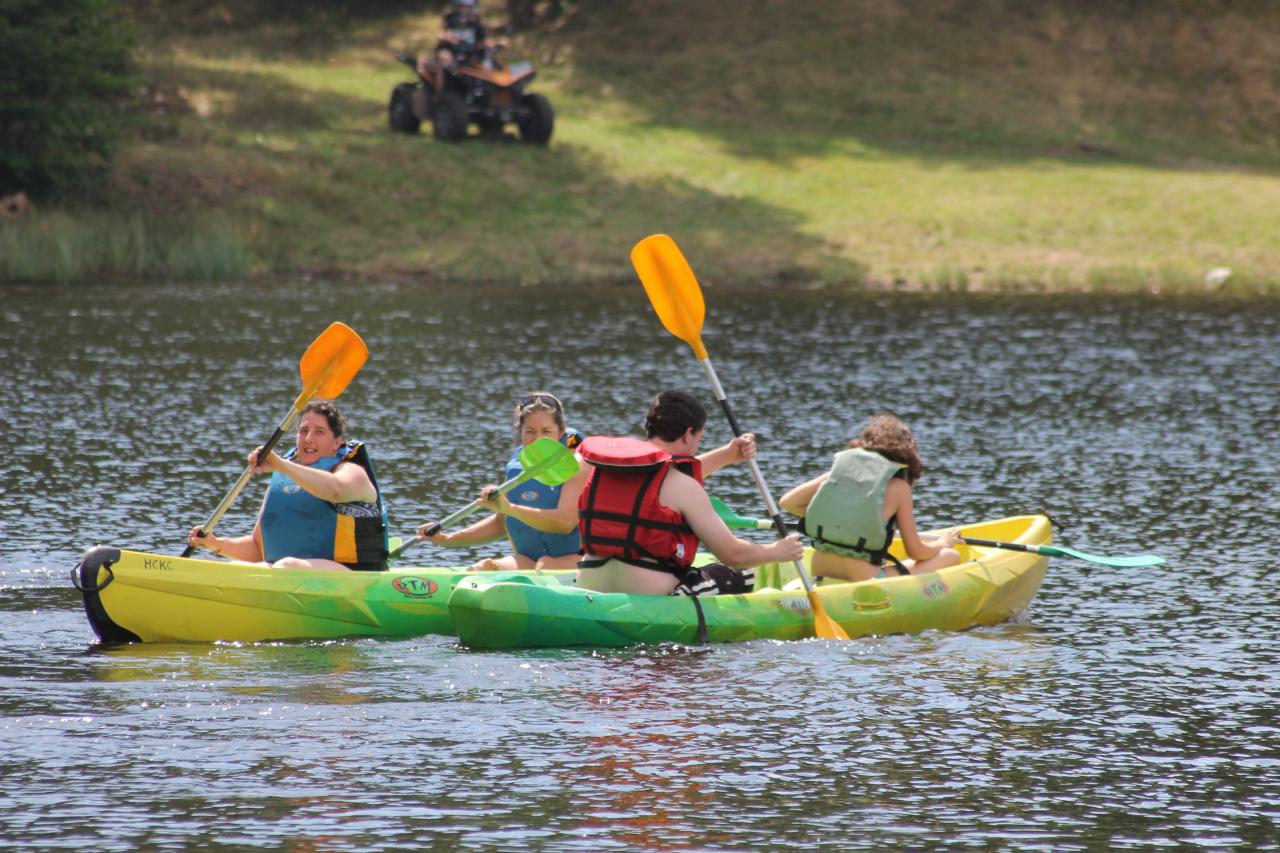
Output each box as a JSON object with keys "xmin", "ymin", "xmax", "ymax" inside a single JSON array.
[{"xmin": 1, "ymin": 279, "xmax": 1277, "ymax": 850}]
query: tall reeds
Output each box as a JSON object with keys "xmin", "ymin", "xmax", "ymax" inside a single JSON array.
[{"xmin": 1, "ymin": 212, "xmax": 248, "ymax": 283}]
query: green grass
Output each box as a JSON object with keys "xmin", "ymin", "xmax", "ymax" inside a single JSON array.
[
  {"xmin": 0, "ymin": 210, "xmax": 247, "ymax": 283},
  {"xmin": 6, "ymin": 0, "xmax": 1279, "ymax": 291}
]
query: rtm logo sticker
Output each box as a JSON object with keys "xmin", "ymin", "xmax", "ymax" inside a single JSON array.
[
  {"xmin": 392, "ymin": 577, "xmax": 439, "ymax": 597},
  {"xmin": 920, "ymin": 578, "xmax": 949, "ymax": 599}
]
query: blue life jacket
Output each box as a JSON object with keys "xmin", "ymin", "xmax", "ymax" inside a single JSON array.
[
  {"xmin": 503, "ymin": 428, "xmax": 584, "ymax": 560},
  {"xmin": 259, "ymin": 441, "xmax": 389, "ymax": 570}
]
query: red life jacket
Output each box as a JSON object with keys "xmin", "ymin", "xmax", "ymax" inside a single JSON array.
[{"xmin": 577, "ymin": 436, "xmax": 703, "ymax": 576}]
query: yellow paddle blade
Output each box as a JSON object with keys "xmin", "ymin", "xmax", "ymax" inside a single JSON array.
[
  {"xmin": 630, "ymin": 234, "xmax": 709, "ymax": 360},
  {"xmin": 809, "ymin": 592, "xmax": 850, "ymax": 640},
  {"xmin": 299, "ymin": 322, "xmax": 368, "ymax": 400}
]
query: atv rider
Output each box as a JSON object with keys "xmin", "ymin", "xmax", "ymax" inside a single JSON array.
[{"xmin": 417, "ymin": 0, "xmax": 509, "ymax": 88}]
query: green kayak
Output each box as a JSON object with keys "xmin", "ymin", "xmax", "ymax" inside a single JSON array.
[{"xmin": 448, "ymin": 515, "xmax": 1051, "ymax": 647}]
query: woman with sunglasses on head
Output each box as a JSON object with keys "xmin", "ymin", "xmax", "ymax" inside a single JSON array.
[{"xmin": 417, "ymin": 391, "xmax": 586, "ymax": 570}]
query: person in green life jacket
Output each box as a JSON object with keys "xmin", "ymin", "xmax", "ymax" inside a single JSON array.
[
  {"xmin": 186, "ymin": 401, "xmax": 389, "ymax": 571},
  {"xmin": 416, "ymin": 391, "xmax": 586, "ymax": 571},
  {"xmin": 779, "ymin": 414, "xmax": 960, "ymax": 583}
]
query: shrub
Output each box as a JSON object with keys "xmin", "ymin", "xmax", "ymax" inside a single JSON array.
[{"xmin": 0, "ymin": 0, "xmax": 136, "ymax": 199}]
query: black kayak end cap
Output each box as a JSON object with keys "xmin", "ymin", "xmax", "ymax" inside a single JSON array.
[{"xmin": 72, "ymin": 545, "xmax": 141, "ymax": 645}]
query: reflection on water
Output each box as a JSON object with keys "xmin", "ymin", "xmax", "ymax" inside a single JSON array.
[{"xmin": 1, "ymin": 280, "xmax": 1277, "ymax": 849}]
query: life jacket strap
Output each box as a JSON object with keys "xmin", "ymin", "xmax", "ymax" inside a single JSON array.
[
  {"xmin": 578, "ymin": 509, "xmax": 689, "ymax": 534},
  {"xmin": 808, "ymin": 516, "xmax": 899, "ymax": 565},
  {"xmin": 885, "ymin": 552, "xmax": 911, "ymax": 576}
]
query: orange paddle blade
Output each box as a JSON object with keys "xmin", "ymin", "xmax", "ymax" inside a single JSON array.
[
  {"xmin": 809, "ymin": 592, "xmax": 850, "ymax": 640},
  {"xmin": 299, "ymin": 322, "xmax": 368, "ymax": 400},
  {"xmin": 630, "ymin": 234, "xmax": 709, "ymax": 360}
]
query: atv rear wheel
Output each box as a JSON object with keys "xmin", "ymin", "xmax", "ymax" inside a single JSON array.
[
  {"xmin": 517, "ymin": 93, "xmax": 554, "ymax": 145},
  {"xmin": 388, "ymin": 83, "xmax": 420, "ymax": 134},
  {"xmin": 432, "ymin": 93, "xmax": 469, "ymax": 142}
]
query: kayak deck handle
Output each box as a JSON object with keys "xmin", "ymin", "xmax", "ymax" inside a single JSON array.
[
  {"xmin": 70, "ymin": 545, "xmax": 123, "ymax": 593},
  {"xmin": 70, "ymin": 561, "xmax": 115, "ymax": 592}
]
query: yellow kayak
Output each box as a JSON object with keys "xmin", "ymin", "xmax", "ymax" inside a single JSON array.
[{"xmin": 71, "ymin": 546, "xmax": 578, "ymax": 644}]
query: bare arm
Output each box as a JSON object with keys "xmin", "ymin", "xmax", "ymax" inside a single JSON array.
[
  {"xmin": 886, "ymin": 479, "xmax": 960, "ymax": 561},
  {"xmin": 487, "ymin": 464, "xmax": 589, "ymax": 535},
  {"xmin": 664, "ymin": 472, "xmax": 804, "ymax": 567},
  {"xmin": 187, "ymin": 494, "xmax": 266, "ymax": 561},
  {"xmin": 256, "ymin": 450, "xmax": 376, "ymax": 505},
  {"xmin": 697, "ymin": 433, "xmax": 755, "ymax": 477},
  {"xmin": 418, "ymin": 512, "xmax": 506, "ymax": 547},
  {"xmin": 779, "ymin": 472, "xmax": 829, "ymax": 517}
]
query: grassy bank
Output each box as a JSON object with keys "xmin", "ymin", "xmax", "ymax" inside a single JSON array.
[
  {"xmin": 6, "ymin": 0, "xmax": 1280, "ymax": 291},
  {"xmin": 0, "ymin": 211, "xmax": 247, "ymax": 282}
]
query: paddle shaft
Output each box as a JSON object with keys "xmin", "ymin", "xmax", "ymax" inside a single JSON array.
[
  {"xmin": 179, "ymin": 387, "xmax": 311, "ymax": 558},
  {"xmin": 960, "ymin": 536, "xmax": 1164, "ymax": 567},
  {"xmin": 961, "ymin": 536, "xmax": 1041, "ymax": 554},
  {"xmin": 697, "ymin": 358, "xmax": 819, "ymax": 594},
  {"xmin": 390, "ymin": 470, "xmax": 534, "ymax": 560}
]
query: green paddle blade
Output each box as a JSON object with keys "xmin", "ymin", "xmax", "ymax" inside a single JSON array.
[
  {"xmin": 1044, "ymin": 545, "xmax": 1166, "ymax": 568},
  {"xmin": 961, "ymin": 535, "xmax": 1164, "ymax": 568},
  {"xmin": 709, "ymin": 496, "xmax": 769, "ymax": 530},
  {"xmin": 517, "ymin": 437, "xmax": 580, "ymax": 486}
]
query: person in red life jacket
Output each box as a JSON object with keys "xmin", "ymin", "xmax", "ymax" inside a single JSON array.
[
  {"xmin": 575, "ymin": 389, "xmax": 804, "ymax": 596},
  {"xmin": 780, "ymin": 414, "xmax": 960, "ymax": 583},
  {"xmin": 416, "ymin": 391, "xmax": 585, "ymax": 571},
  {"xmin": 185, "ymin": 401, "xmax": 389, "ymax": 571}
]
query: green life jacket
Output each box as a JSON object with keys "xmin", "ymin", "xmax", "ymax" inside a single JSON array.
[{"xmin": 801, "ymin": 448, "xmax": 905, "ymax": 564}]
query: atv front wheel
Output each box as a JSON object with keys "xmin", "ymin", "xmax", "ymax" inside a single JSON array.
[
  {"xmin": 389, "ymin": 83, "xmax": 420, "ymax": 134},
  {"xmin": 432, "ymin": 93, "xmax": 469, "ymax": 142},
  {"xmin": 517, "ymin": 93, "xmax": 554, "ymax": 145}
]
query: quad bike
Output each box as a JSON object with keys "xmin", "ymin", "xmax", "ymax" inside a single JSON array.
[{"xmin": 389, "ymin": 38, "xmax": 554, "ymax": 144}]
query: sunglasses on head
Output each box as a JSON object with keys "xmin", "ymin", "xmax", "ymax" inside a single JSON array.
[{"xmin": 520, "ymin": 393, "xmax": 562, "ymax": 411}]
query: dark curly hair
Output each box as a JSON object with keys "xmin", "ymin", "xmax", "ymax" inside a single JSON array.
[
  {"xmin": 302, "ymin": 400, "xmax": 347, "ymax": 438},
  {"xmin": 849, "ymin": 414, "xmax": 923, "ymax": 484},
  {"xmin": 644, "ymin": 389, "xmax": 707, "ymax": 442}
]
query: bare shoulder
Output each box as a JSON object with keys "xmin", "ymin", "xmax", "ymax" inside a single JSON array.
[
  {"xmin": 885, "ymin": 476, "xmax": 913, "ymax": 514},
  {"xmin": 659, "ymin": 467, "xmax": 708, "ymax": 511}
]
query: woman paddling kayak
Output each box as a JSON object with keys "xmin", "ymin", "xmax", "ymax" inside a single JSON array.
[
  {"xmin": 416, "ymin": 391, "xmax": 587, "ymax": 570},
  {"xmin": 780, "ymin": 414, "xmax": 960, "ymax": 582},
  {"xmin": 186, "ymin": 400, "xmax": 389, "ymax": 571}
]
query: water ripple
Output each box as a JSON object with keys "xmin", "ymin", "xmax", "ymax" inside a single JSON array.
[{"xmin": 1, "ymin": 282, "xmax": 1277, "ymax": 849}]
